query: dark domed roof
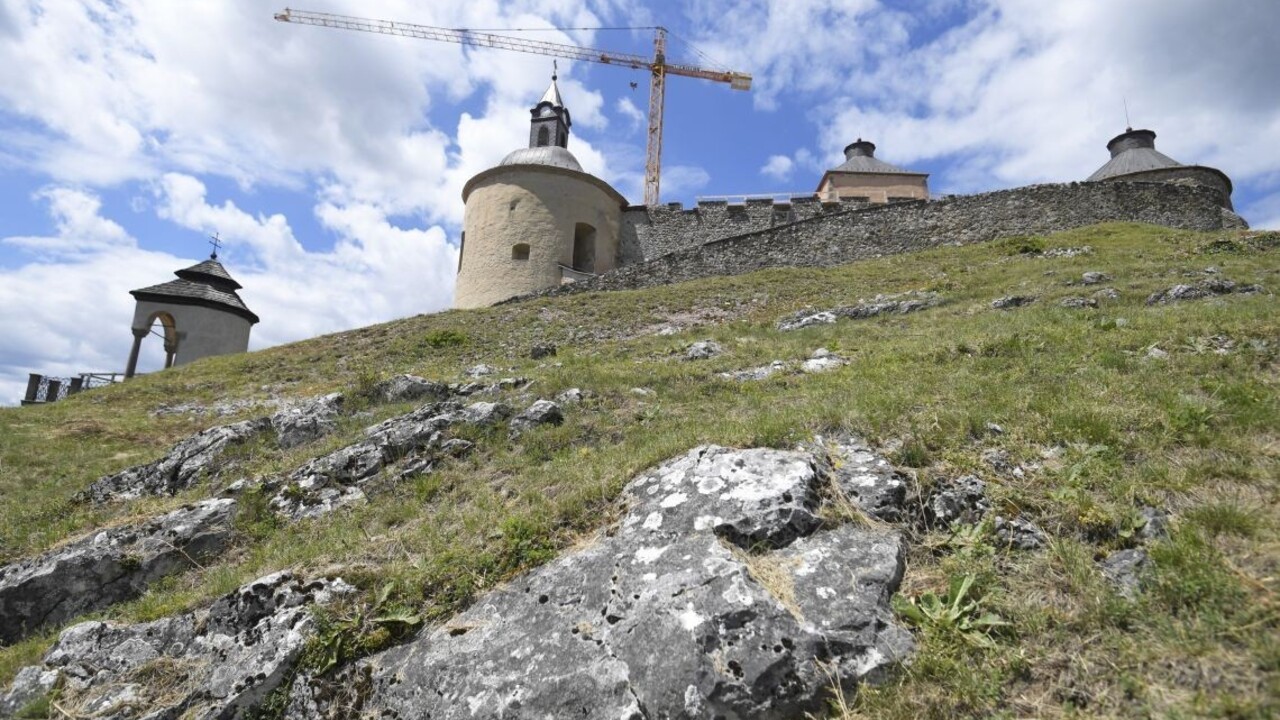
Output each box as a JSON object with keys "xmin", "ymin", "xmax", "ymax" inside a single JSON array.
[
  {"xmin": 827, "ymin": 139, "xmax": 926, "ymax": 176},
  {"xmin": 499, "ymin": 145, "xmax": 584, "ymax": 172},
  {"xmin": 1087, "ymin": 128, "xmax": 1182, "ymax": 181}
]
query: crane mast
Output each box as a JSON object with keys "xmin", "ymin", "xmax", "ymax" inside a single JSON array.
[{"xmin": 274, "ymin": 8, "xmax": 751, "ymax": 206}]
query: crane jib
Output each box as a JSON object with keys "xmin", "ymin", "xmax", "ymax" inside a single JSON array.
[{"xmin": 274, "ymin": 7, "xmax": 752, "ymax": 205}]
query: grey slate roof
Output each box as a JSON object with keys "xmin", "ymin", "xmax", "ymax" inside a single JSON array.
[
  {"xmin": 500, "ymin": 145, "xmax": 584, "ymax": 172},
  {"xmin": 829, "ymin": 154, "xmax": 923, "ymax": 176},
  {"xmin": 131, "ymin": 258, "xmax": 259, "ymax": 323},
  {"xmin": 827, "ymin": 139, "xmax": 927, "ymax": 176},
  {"xmin": 1087, "ymin": 148, "xmax": 1182, "ymax": 180},
  {"xmin": 538, "ymin": 76, "xmax": 564, "ymax": 108},
  {"xmin": 175, "ymin": 258, "xmax": 242, "ymax": 289}
]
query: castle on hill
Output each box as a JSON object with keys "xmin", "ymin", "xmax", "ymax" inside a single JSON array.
[{"xmin": 454, "ymin": 75, "xmax": 1241, "ymax": 308}]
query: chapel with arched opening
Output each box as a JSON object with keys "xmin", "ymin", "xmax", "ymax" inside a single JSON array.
[
  {"xmin": 453, "ymin": 72, "xmax": 626, "ymax": 308},
  {"xmin": 124, "ymin": 252, "xmax": 259, "ymax": 378}
]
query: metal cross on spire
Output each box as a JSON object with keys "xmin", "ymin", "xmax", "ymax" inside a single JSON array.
[{"xmin": 209, "ymin": 232, "xmax": 222, "ymax": 259}]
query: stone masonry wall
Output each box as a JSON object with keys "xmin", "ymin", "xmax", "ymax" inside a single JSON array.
[
  {"xmin": 618, "ymin": 196, "xmax": 875, "ymax": 264},
  {"xmin": 519, "ymin": 181, "xmax": 1241, "ymax": 300}
]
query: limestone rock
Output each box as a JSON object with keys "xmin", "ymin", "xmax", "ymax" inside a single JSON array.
[
  {"xmin": 509, "ymin": 399, "xmax": 564, "ymax": 437},
  {"xmin": 465, "ymin": 363, "xmax": 498, "ymax": 377},
  {"xmin": 375, "ymin": 374, "xmax": 450, "ymax": 404},
  {"xmin": 777, "ymin": 310, "xmax": 837, "ymax": 332},
  {"xmin": 684, "ymin": 340, "xmax": 724, "ymax": 360},
  {"xmin": 271, "ymin": 392, "xmax": 345, "ymax": 449},
  {"xmin": 1081, "ymin": 271, "xmax": 1111, "ymax": 285},
  {"xmin": 1145, "ymin": 278, "xmax": 1265, "ymax": 304},
  {"xmin": 0, "ymin": 572, "xmax": 352, "ymax": 718},
  {"xmin": 556, "ymin": 387, "xmax": 586, "ymax": 404},
  {"xmin": 1137, "ymin": 505, "xmax": 1170, "ymax": 540},
  {"xmin": 284, "ymin": 446, "xmax": 912, "ymax": 719},
  {"xmin": 928, "ymin": 475, "xmax": 990, "ymax": 527},
  {"xmin": 1059, "ymin": 296, "xmax": 1099, "ymax": 309},
  {"xmin": 1092, "ymin": 287, "xmax": 1121, "ymax": 300},
  {"xmin": 826, "ymin": 437, "xmax": 908, "ymax": 521},
  {"xmin": 82, "ymin": 417, "xmax": 271, "ymax": 503},
  {"xmin": 719, "ymin": 361, "xmax": 788, "ymax": 381},
  {"xmin": 801, "ymin": 348, "xmax": 846, "ymax": 373},
  {"xmin": 0, "ymin": 499, "xmax": 236, "ymax": 645},
  {"xmin": 991, "ymin": 295, "xmax": 1036, "ymax": 310},
  {"xmin": 1101, "ymin": 548, "xmax": 1149, "ymax": 599},
  {"xmin": 272, "ymin": 401, "xmax": 511, "ymax": 520},
  {"xmin": 1043, "ymin": 246, "xmax": 1093, "ymax": 258},
  {"xmin": 993, "ymin": 515, "xmax": 1047, "ymax": 550}
]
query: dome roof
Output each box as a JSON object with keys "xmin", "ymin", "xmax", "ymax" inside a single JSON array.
[
  {"xmin": 499, "ymin": 145, "xmax": 584, "ymax": 172},
  {"xmin": 827, "ymin": 139, "xmax": 926, "ymax": 176},
  {"xmin": 1087, "ymin": 128, "xmax": 1182, "ymax": 181}
]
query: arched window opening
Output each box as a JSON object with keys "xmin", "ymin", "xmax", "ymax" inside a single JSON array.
[
  {"xmin": 536, "ymin": 126, "xmax": 550, "ymax": 147},
  {"xmin": 511, "ymin": 243, "xmax": 530, "ymax": 261},
  {"xmin": 573, "ymin": 223, "xmax": 596, "ymax": 273}
]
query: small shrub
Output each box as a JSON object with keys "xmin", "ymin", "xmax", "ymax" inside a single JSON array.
[{"xmin": 421, "ymin": 329, "xmax": 469, "ymax": 349}]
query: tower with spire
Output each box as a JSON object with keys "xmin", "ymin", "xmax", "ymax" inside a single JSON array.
[
  {"xmin": 123, "ymin": 246, "xmax": 259, "ymax": 378},
  {"xmin": 454, "ymin": 72, "xmax": 626, "ymax": 309}
]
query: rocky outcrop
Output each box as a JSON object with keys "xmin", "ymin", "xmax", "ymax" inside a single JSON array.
[
  {"xmin": 778, "ymin": 292, "xmax": 940, "ymax": 331},
  {"xmin": 991, "ymin": 295, "xmax": 1036, "ymax": 310},
  {"xmin": 0, "ymin": 499, "xmax": 235, "ymax": 645},
  {"xmin": 82, "ymin": 419, "xmax": 270, "ymax": 503},
  {"xmin": 684, "ymin": 340, "xmax": 724, "ymax": 360},
  {"xmin": 270, "ymin": 400, "xmax": 511, "ymax": 520},
  {"xmin": 83, "ymin": 393, "xmax": 348, "ymax": 503},
  {"xmin": 508, "ymin": 399, "xmax": 563, "ymax": 438},
  {"xmin": 825, "ymin": 436, "xmax": 908, "ymax": 522},
  {"xmin": 0, "ymin": 572, "xmax": 352, "ymax": 718},
  {"xmin": 284, "ymin": 445, "xmax": 913, "ymax": 718},
  {"xmin": 1145, "ymin": 278, "xmax": 1264, "ymax": 304}
]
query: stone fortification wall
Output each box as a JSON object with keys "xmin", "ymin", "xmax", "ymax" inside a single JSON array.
[
  {"xmin": 619, "ymin": 196, "xmax": 874, "ymax": 263},
  {"xmin": 522, "ymin": 181, "xmax": 1242, "ymax": 300}
]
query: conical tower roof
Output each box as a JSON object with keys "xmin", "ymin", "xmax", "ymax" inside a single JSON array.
[
  {"xmin": 1087, "ymin": 129, "xmax": 1182, "ymax": 181},
  {"xmin": 828, "ymin": 139, "xmax": 926, "ymax": 176},
  {"xmin": 130, "ymin": 255, "xmax": 259, "ymax": 324}
]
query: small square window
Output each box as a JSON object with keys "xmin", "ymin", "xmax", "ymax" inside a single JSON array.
[{"xmin": 512, "ymin": 243, "xmax": 530, "ymax": 260}]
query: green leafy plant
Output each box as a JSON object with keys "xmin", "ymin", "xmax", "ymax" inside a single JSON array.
[
  {"xmin": 302, "ymin": 582, "xmax": 423, "ymax": 675},
  {"xmin": 893, "ymin": 574, "xmax": 1008, "ymax": 649}
]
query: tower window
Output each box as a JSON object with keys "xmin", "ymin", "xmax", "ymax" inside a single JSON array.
[
  {"xmin": 512, "ymin": 243, "xmax": 530, "ymax": 260},
  {"xmin": 536, "ymin": 126, "xmax": 550, "ymax": 147}
]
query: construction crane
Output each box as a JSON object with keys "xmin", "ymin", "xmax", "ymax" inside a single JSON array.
[{"xmin": 274, "ymin": 8, "xmax": 751, "ymax": 206}]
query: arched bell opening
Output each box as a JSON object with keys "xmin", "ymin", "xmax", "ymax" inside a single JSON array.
[{"xmin": 124, "ymin": 311, "xmax": 179, "ymax": 379}]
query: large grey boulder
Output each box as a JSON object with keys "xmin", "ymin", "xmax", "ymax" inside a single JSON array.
[
  {"xmin": 82, "ymin": 418, "xmax": 271, "ymax": 503},
  {"xmin": 375, "ymin": 374, "xmax": 450, "ymax": 404},
  {"xmin": 509, "ymin": 399, "xmax": 564, "ymax": 437},
  {"xmin": 0, "ymin": 572, "xmax": 352, "ymax": 719},
  {"xmin": 0, "ymin": 499, "xmax": 236, "ymax": 645},
  {"xmin": 285, "ymin": 446, "xmax": 912, "ymax": 719},
  {"xmin": 271, "ymin": 401, "xmax": 511, "ymax": 520}
]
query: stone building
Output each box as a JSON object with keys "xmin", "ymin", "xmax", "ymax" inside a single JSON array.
[
  {"xmin": 454, "ymin": 74, "xmax": 627, "ymax": 308},
  {"xmin": 1087, "ymin": 128, "xmax": 1235, "ymax": 209},
  {"xmin": 815, "ymin": 139, "xmax": 929, "ymax": 203},
  {"xmin": 124, "ymin": 254, "xmax": 259, "ymax": 378}
]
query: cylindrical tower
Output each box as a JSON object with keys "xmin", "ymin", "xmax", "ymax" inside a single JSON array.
[{"xmin": 454, "ymin": 75, "xmax": 626, "ymax": 308}]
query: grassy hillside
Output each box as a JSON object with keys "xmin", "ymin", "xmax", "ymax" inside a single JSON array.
[{"xmin": 1, "ymin": 223, "xmax": 1276, "ymax": 718}]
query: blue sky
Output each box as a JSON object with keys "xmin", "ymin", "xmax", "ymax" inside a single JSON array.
[{"xmin": 2, "ymin": 0, "xmax": 1278, "ymax": 404}]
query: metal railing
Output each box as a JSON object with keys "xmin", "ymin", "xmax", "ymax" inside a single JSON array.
[{"xmin": 21, "ymin": 372, "xmax": 125, "ymax": 405}]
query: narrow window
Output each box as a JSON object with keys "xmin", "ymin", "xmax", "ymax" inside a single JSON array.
[
  {"xmin": 512, "ymin": 243, "xmax": 530, "ymax": 260},
  {"xmin": 536, "ymin": 126, "xmax": 550, "ymax": 147},
  {"xmin": 573, "ymin": 223, "xmax": 596, "ymax": 272},
  {"xmin": 457, "ymin": 232, "xmax": 465, "ymax": 272}
]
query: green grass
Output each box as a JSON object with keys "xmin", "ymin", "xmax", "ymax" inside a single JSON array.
[{"xmin": 1, "ymin": 222, "xmax": 1277, "ymax": 717}]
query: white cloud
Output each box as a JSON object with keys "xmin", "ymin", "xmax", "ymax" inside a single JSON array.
[
  {"xmin": 662, "ymin": 165, "xmax": 711, "ymax": 197},
  {"xmin": 616, "ymin": 97, "xmax": 645, "ymax": 130},
  {"xmin": 759, "ymin": 154, "xmax": 793, "ymax": 181},
  {"xmin": 3, "ymin": 187, "xmax": 132, "ymax": 257}
]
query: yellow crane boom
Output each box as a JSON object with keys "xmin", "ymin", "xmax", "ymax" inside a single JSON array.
[{"xmin": 274, "ymin": 8, "xmax": 751, "ymax": 206}]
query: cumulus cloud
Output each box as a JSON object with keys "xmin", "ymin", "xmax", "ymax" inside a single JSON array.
[
  {"xmin": 3, "ymin": 187, "xmax": 133, "ymax": 257},
  {"xmin": 759, "ymin": 154, "xmax": 793, "ymax": 181},
  {"xmin": 662, "ymin": 165, "xmax": 712, "ymax": 197}
]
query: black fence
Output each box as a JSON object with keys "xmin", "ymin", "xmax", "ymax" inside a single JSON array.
[{"xmin": 21, "ymin": 372, "xmax": 124, "ymax": 406}]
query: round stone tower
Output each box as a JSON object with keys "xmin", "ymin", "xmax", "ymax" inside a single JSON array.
[
  {"xmin": 1086, "ymin": 128, "xmax": 1235, "ymax": 209},
  {"xmin": 124, "ymin": 252, "xmax": 259, "ymax": 378},
  {"xmin": 454, "ymin": 74, "xmax": 626, "ymax": 308}
]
